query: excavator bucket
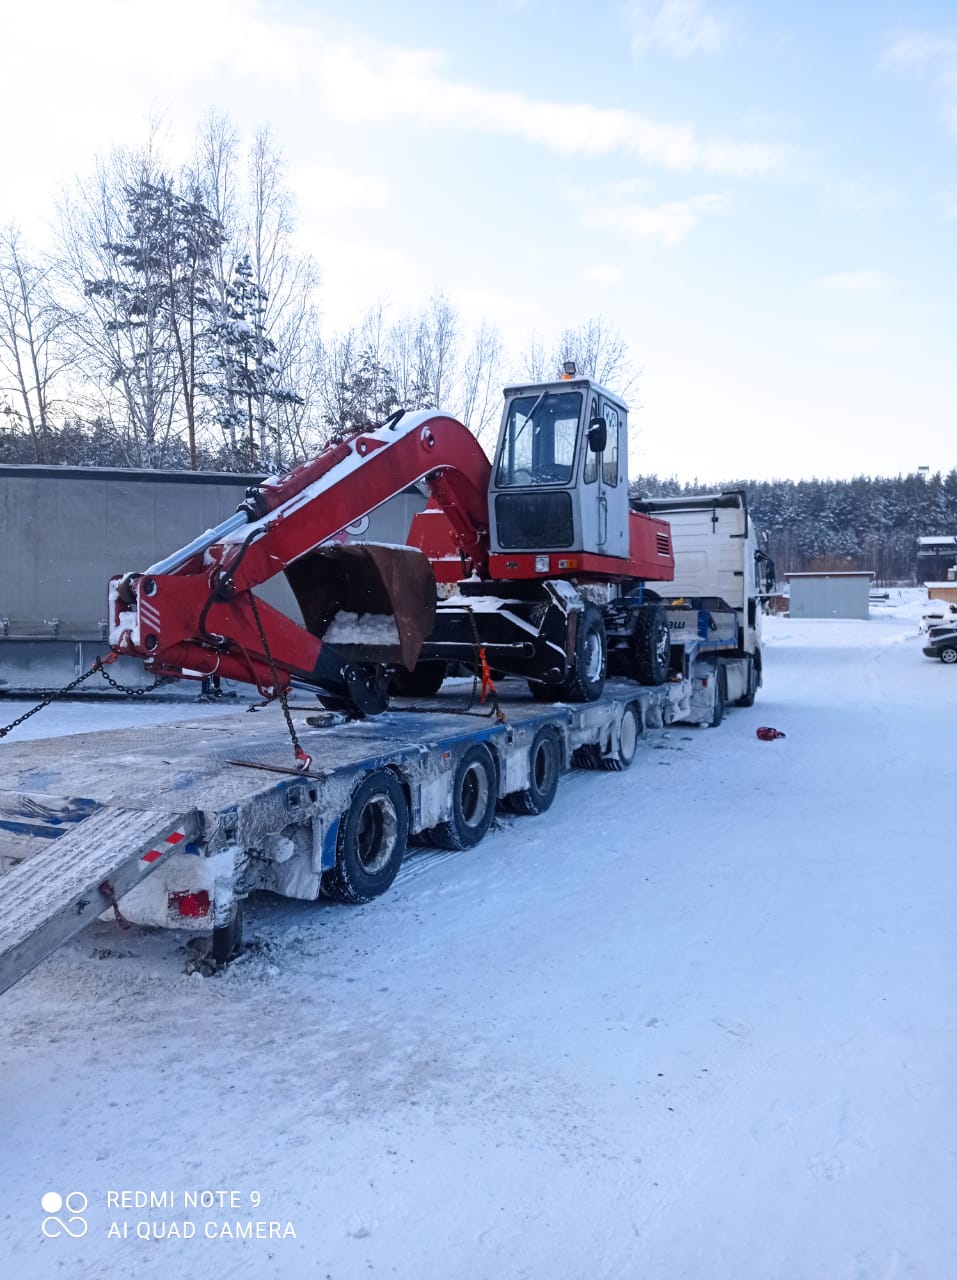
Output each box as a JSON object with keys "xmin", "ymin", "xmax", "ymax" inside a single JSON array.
[{"xmin": 285, "ymin": 543, "xmax": 437, "ymax": 671}]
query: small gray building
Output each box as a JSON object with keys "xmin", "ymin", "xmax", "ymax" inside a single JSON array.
[{"xmin": 786, "ymin": 571, "xmax": 874, "ymax": 620}]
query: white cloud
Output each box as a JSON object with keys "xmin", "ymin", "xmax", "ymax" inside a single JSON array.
[
  {"xmin": 583, "ymin": 193, "xmax": 730, "ymax": 244},
  {"xmin": 295, "ymin": 164, "xmax": 391, "ymax": 213},
  {"xmin": 0, "ymin": 3, "xmax": 782, "ymax": 184},
  {"xmin": 882, "ymin": 31, "xmax": 957, "ymax": 135},
  {"xmin": 625, "ymin": 0, "xmax": 729, "ymax": 58},
  {"xmin": 815, "ymin": 271, "xmax": 891, "ymax": 295},
  {"xmin": 313, "ymin": 44, "xmax": 783, "ymax": 178}
]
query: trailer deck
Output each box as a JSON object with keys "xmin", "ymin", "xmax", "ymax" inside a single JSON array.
[{"xmin": 0, "ymin": 678, "xmax": 702, "ymax": 996}]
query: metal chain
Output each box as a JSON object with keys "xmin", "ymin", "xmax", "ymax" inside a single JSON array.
[
  {"xmin": 95, "ymin": 667, "xmax": 167, "ymax": 697},
  {"xmin": 245, "ymin": 591, "xmax": 311, "ymax": 770},
  {"xmin": 0, "ymin": 656, "xmax": 166, "ymax": 739}
]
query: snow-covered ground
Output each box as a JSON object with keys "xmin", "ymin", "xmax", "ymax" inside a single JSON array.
[{"xmin": 2, "ymin": 608, "xmax": 956, "ymax": 1280}]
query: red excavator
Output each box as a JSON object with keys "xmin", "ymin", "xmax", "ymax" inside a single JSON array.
[{"xmin": 109, "ymin": 369, "xmax": 675, "ymax": 716}]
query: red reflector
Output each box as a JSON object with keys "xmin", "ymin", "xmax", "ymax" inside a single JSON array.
[{"xmin": 169, "ymin": 890, "xmax": 211, "ymax": 918}]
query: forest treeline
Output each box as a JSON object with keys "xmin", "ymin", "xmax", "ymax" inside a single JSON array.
[{"xmin": 632, "ymin": 472, "xmax": 957, "ymax": 583}]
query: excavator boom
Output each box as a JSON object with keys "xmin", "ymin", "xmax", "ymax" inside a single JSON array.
[{"xmin": 110, "ymin": 411, "xmax": 492, "ymax": 707}]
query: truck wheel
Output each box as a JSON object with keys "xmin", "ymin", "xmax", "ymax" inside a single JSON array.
[
  {"xmin": 557, "ymin": 603, "xmax": 606, "ymax": 702},
  {"xmin": 389, "ymin": 660, "xmax": 447, "ymax": 698},
  {"xmin": 325, "ymin": 770, "xmax": 408, "ymax": 903},
  {"xmin": 507, "ymin": 727, "xmax": 562, "ymax": 815},
  {"xmin": 940, "ymin": 645, "xmax": 957, "ymax": 664},
  {"xmin": 737, "ymin": 652, "xmax": 760, "ymax": 707},
  {"xmin": 433, "ymin": 744, "xmax": 498, "ymax": 850},
  {"xmin": 709, "ymin": 665, "xmax": 726, "ymax": 728},
  {"xmin": 602, "ymin": 702, "xmax": 642, "ymax": 771},
  {"xmin": 633, "ymin": 604, "xmax": 670, "ymax": 686}
]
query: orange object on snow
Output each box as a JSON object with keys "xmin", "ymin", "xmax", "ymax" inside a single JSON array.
[{"xmin": 756, "ymin": 726, "xmax": 786, "ymax": 740}]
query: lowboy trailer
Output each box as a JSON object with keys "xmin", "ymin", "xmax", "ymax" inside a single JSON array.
[{"xmin": 0, "ymin": 647, "xmax": 740, "ymax": 997}]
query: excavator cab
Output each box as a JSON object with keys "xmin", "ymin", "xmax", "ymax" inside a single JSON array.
[{"xmin": 488, "ymin": 375, "xmax": 631, "ymax": 569}]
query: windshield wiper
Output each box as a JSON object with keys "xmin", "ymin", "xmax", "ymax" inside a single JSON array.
[{"xmin": 511, "ymin": 391, "xmax": 547, "ymax": 446}]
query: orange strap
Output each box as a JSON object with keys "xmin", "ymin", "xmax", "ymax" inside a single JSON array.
[{"xmin": 479, "ymin": 646, "xmax": 497, "ymax": 705}]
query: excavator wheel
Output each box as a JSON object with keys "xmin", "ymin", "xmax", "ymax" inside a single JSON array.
[
  {"xmin": 633, "ymin": 604, "xmax": 670, "ymax": 686},
  {"xmin": 558, "ymin": 603, "xmax": 607, "ymax": 702},
  {"xmin": 527, "ymin": 680, "xmax": 560, "ymax": 702},
  {"xmin": 527, "ymin": 604, "xmax": 607, "ymax": 703},
  {"xmin": 389, "ymin": 660, "xmax": 448, "ymax": 699}
]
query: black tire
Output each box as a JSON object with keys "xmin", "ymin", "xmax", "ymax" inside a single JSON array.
[
  {"xmin": 324, "ymin": 770, "xmax": 408, "ymax": 903},
  {"xmin": 709, "ymin": 664, "xmax": 726, "ymax": 728},
  {"xmin": 507, "ymin": 726, "xmax": 562, "ymax": 815},
  {"xmin": 389, "ymin": 660, "xmax": 447, "ymax": 698},
  {"xmin": 556, "ymin": 603, "xmax": 607, "ymax": 702},
  {"xmin": 940, "ymin": 646, "xmax": 957, "ymax": 665},
  {"xmin": 528, "ymin": 679, "xmax": 560, "ymax": 701},
  {"xmin": 737, "ymin": 652, "xmax": 759, "ymax": 707},
  {"xmin": 573, "ymin": 743, "xmax": 603, "ymax": 769},
  {"xmin": 210, "ymin": 902, "xmax": 244, "ymax": 965},
  {"xmin": 433, "ymin": 744, "xmax": 498, "ymax": 850},
  {"xmin": 633, "ymin": 603, "xmax": 671, "ymax": 686},
  {"xmin": 602, "ymin": 701, "xmax": 642, "ymax": 772}
]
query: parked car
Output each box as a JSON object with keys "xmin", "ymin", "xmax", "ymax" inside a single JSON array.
[{"xmin": 922, "ymin": 625, "xmax": 957, "ymax": 664}]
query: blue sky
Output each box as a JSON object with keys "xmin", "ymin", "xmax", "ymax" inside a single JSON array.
[{"xmin": 2, "ymin": 0, "xmax": 954, "ymax": 481}]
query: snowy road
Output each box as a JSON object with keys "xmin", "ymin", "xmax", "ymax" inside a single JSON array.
[{"xmin": 2, "ymin": 612, "xmax": 956, "ymax": 1279}]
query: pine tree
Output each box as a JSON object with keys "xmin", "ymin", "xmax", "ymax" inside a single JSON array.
[{"xmin": 205, "ymin": 253, "xmax": 303, "ymax": 468}]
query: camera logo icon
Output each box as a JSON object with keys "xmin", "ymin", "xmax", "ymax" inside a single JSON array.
[{"xmin": 41, "ymin": 1191, "xmax": 88, "ymax": 1238}]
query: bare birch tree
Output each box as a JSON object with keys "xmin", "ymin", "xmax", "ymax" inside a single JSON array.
[
  {"xmin": 57, "ymin": 141, "xmax": 181, "ymax": 466},
  {"xmin": 0, "ymin": 226, "xmax": 73, "ymax": 462}
]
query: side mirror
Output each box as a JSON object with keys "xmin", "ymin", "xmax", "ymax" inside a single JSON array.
[{"xmin": 587, "ymin": 417, "xmax": 607, "ymax": 453}]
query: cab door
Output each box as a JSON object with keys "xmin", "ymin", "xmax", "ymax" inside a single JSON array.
[{"xmin": 579, "ymin": 397, "xmax": 628, "ymax": 558}]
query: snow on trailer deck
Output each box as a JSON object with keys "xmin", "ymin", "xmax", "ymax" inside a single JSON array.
[
  {"xmin": 2, "ymin": 609, "xmax": 956, "ymax": 1280},
  {"xmin": 0, "ymin": 681, "xmax": 660, "ymax": 987}
]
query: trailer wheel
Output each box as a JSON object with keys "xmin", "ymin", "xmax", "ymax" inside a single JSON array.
[
  {"xmin": 325, "ymin": 770, "xmax": 408, "ymax": 903},
  {"xmin": 709, "ymin": 665, "xmax": 727, "ymax": 728},
  {"xmin": 602, "ymin": 702, "xmax": 642, "ymax": 771},
  {"xmin": 633, "ymin": 604, "xmax": 670, "ymax": 686},
  {"xmin": 211, "ymin": 902, "xmax": 244, "ymax": 965},
  {"xmin": 389, "ymin": 660, "xmax": 448, "ymax": 698},
  {"xmin": 507, "ymin": 726, "xmax": 562, "ymax": 815},
  {"xmin": 433, "ymin": 744, "xmax": 498, "ymax": 850}
]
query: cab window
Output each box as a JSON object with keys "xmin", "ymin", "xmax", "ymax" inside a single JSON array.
[
  {"xmin": 496, "ymin": 390, "xmax": 583, "ymax": 487},
  {"xmin": 601, "ymin": 404, "xmax": 619, "ymax": 486},
  {"xmin": 583, "ymin": 396, "xmax": 599, "ymax": 484}
]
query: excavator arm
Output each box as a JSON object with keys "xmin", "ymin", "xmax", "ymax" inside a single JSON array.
[{"xmin": 109, "ymin": 411, "xmax": 492, "ymax": 712}]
